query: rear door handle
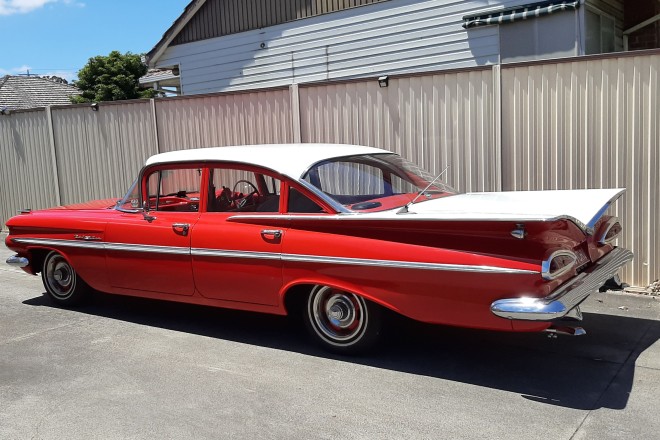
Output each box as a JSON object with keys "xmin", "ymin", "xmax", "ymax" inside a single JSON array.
[
  {"xmin": 261, "ymin": 229, "xmax": 283, "ymax": 239},
  {"xmin": 172, "ymin": 223, "xmax": 190, "ymax": 236}
]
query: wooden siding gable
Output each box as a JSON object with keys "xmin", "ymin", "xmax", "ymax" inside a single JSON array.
[{"xmin": 171, "ymin": 0, "xmax": 392, "ymax": 46}]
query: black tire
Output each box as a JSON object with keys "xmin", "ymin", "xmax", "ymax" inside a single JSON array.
[
  {"xmin": 41, "ymin": 251, "xmax": 90, "ymax": 307},
  {"xmin": 304, "ymin": 285, "xmax": 382, "ymax": 355}
]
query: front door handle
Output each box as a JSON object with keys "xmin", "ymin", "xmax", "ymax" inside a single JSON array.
[
  {"xmin": 261, "ymin": 229, "xmax": 283, "ymax": 239},
  {"xmin": 172, "ymin": 223, "xmax": 190, "ymax": 236}
]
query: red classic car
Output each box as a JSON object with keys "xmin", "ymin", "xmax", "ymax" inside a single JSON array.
[{"xmin": 5, "ymin": 144, "xmax": 632, "ymax": 353}]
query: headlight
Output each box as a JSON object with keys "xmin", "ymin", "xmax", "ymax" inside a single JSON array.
[{"xmin": 541, "ymin": 250, "xmax": 577, "ymax": 280}]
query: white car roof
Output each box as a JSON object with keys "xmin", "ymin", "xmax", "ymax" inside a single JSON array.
[{"xmin": 145, "ymin": 143, "xmax": 389, "ymax": 179}]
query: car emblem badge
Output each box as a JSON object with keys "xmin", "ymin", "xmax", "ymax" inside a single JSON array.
[{"xmin": 74, "ymin": 235, "xmax": 102, "ymax": 241}]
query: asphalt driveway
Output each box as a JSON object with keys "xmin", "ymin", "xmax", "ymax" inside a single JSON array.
[{"xmin": 1, "ymin": 243, "xmax": 659, "ymax": 439}]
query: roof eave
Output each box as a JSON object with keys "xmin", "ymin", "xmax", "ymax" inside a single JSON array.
[{"xmin": 146, "ymin": 0, "xmax": 208, "ymax": 68}]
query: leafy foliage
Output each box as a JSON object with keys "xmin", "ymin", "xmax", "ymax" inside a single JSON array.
[{"xmin": 71, "ymin": 51, "xmax": 157, "ymax": 103}]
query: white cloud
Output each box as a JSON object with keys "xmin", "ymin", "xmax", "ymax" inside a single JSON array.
[
  {"xmin": 0, "ymin": 1, "xmax": 54, "ymax": 15},
  {"xmin": 0, "ymin": 0, "xmax": 84, "ymax": 16},
  {"xmin": 62, "ymin": 0, "xmax": 84, "ymax": 7}
]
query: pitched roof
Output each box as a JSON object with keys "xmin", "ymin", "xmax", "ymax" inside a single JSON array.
[
  {"xmin": 0, "ymin": 75, "xmax": 81, "ymax": 110},
  {"xmin": 146, "ymin": 0, "xmax": 206, "ymax": 67}
]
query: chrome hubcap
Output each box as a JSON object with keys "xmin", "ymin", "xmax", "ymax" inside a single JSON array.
[
  {"xmin": 45, "ymin": 254, "xmax": 75, "ymax": 299},
  {"xmin": 310, "ymin": 286, "xmax": 367, "ymax": 344},
  {"xmin": 326, "ymin": 294, "xmax": 356, "ymax": 329},
  {"xmin": 53, "ymin": 267, "xmax": 70, "ymax": 284}
]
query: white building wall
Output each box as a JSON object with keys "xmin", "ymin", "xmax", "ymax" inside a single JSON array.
[{"xmin": 155, "ymin": 0, "xmax": 532, "ymax": 95}]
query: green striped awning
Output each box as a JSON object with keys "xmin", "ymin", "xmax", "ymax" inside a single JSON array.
[{"xmin": 462, "ymin": 1, "xmax": 580, "ymax": 29}]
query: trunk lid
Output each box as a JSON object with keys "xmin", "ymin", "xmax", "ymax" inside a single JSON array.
[{"xmin": 407, "ymin": 188, "xmax": 624, "ymax": 233}]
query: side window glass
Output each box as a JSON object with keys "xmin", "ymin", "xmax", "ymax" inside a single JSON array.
[
  {"xmin": 304, "ymin": 161, "xmax": 386, "ymax": 196},
  {"xmin": 146, "ymin": 168, "xmax": 201, "ymax": 212},
  {"xmin": 208, "ymin": 166, "xmax": 281, "ymax": 213},
  {"xmin": 288, "ymin": 188, "xmax": 325, "ymax": 213}
]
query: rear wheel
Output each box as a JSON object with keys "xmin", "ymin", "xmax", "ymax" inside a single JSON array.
[
  {"xmin": 304, "ymin": 285, "xmax": 381, "ymax": 355},
  {"xmin": 41, "ymin": 251, "xmax": 90, "ymax": 306}
]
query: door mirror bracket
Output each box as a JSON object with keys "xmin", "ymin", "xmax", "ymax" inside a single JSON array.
[{"xmin": 142, "ymin": 202, "xmax": 157, "ymax": 223}]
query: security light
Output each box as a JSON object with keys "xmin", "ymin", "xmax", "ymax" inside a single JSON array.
[{"xmin": 378, "ymin": 75, "xmax": 389, "ymax": 88}]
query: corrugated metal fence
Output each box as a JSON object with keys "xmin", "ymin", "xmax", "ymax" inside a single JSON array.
[
  {"xmin": 501, "ymin": 53, "xmax": 659, "ymax": 287},
  {"xmin": 0, "ymin": 51, "xmax": 657, "ymax": 286}
]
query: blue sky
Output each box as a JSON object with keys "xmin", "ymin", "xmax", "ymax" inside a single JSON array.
[{"xmin": 0, "ymin": 0, "xmax": 187, "ymax": 82}]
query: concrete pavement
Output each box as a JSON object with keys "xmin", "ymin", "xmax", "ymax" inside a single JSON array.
[{"xmin": 1, "ymin": 243, "xmax": 659, "ymax": 439}]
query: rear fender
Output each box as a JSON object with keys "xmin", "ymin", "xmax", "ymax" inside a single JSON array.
[{"xmin": 279, "ymin": 278, "xmax": 400, "ymax": 316}]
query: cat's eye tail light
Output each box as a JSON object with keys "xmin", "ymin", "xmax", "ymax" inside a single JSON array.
[
  {"xmin": 542, "ymin": 251, "xmax": 577, "ymax": 280},
  {"xmin": 598, "ymin": 217, "xmax": 622, "ymax": 246}
]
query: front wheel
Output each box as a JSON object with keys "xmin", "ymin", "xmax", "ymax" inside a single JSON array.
[
  {"xmin": 304, "ymin": 285, "xmax": 382, "ymax": 355},
  {"xmin": 41, "ymin": 251, "xmax": 90, "ymax": 307}
]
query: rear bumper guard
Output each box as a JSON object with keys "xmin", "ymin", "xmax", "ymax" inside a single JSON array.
[{"xmin": 491, "ymin": 247, "xmax": 633, "ymax": 321}]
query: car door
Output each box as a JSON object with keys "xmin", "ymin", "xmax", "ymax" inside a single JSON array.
[
  {"xmin": 191, "ymin": 165, "xmax": 284, "ymax": 306},
  {"xmin": 105, "ymin": 165, "xmax": 202, "ymax": 296}
]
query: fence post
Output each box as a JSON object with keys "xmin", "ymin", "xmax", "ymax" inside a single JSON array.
[
  {"xmin": 492, "ymin": 64, "xmax": 503, "ymax": 192},
  {"xmin": 45, "ymin": 106, "xmax": 62, "ymax": 206},
  {"xmin": 290, "ymin": 83, "xmax": 302, "ymax": 143},
  {"xmin": 0, "ymin": 117, "xmax": 9, "ymax": 229},
  {"xmin": 150, "ymin": 98, "xmax": 161, "ymax": 154}
]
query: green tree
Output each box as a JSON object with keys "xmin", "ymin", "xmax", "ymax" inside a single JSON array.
[{"xmin": 71, "ymin": 51, "xmax": 157, "ymax": 103}]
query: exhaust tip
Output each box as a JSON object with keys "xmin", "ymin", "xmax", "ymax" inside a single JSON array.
[{"xmin": 545, "ymin": 325, "xmax": 586, "ymax": 337}]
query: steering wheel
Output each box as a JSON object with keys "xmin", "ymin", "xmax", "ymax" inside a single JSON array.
[{"xmin": 232, "ymin": 180, "xmax": 260, "ymax": 209}]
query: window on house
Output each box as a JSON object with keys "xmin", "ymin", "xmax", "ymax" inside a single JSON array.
[
  {"xmin": 500, "ymin": 11, "xmax": 579, "ymax": 63},
  {"xmin": 586, "ymin": 8, "xmax": 616, "ymax": 54}
]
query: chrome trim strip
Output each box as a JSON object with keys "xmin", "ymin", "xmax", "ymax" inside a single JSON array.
[
  {"xmin": 6, "ymin": 255, "xmax": 29, "ymax": 268},
  {"xmin": 297, "ymin": 179, "xmax": 350, "ymax": 214},
  {"xmin": 192, "ymin": 248, "xmax": 280, "ymax": 261},
  {"xmin": 226, "ymin": 213, "xmax": 359, "ymax": 222},
  {"xmin": 13, "ymin": 238, "xmax": 106, "ymax": 250},
  {"xmin": 105, "ymin": 242, "xmax": 190, "ymax": 255},
  {"xmin": 13, "ymin": 237, "xmax": 538, "ymax": 274},
  {"xmin": 193, "ymin": 248, "xmax": 537, "ymax": 274},
  {"xmin": 226, "ymin": 213, "xmax": 595, "ymax": 230},
  {"xmin": 586, "ymin": 204, "xmax": 611, "ymax": 233},
  {"xmin": 282, "ymin": 253, "xmax": 537, "ymax": 274},
  {"xmin": 584, "ymin": 190, "xmax": 625, "ymax": 234},
  {"xmin": 12, "ymin": 238, "xmax": 190, "ymax": 255},
  {"xmin": 491, "ymin": 247, "xmax": 634, "ymax": 321}
]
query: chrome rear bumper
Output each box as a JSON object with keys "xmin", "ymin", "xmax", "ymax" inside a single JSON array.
[
  {"xmin": 491, "ymin": 247, "xmax": 634, "ymax": 321},
  {"xmin": 6, "ymin": 255, "xmax": 29, "ymax": 268}
]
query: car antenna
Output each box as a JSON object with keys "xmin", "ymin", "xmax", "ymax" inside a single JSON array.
[{"xmin": 397, "ymin": 165, "xmax": 449, "ymax": 214}]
